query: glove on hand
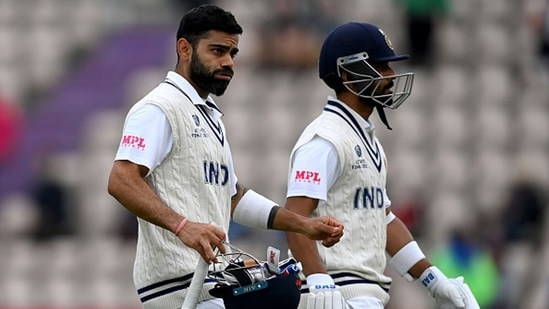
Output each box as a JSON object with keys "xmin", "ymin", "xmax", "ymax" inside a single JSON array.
[
  {"xmin": 306, "ymin": 274, "xmax": 348, "ymax": 309},
  {"xmin": 420, "ymin": 266, "xmax": 480, "ymax": 309}
]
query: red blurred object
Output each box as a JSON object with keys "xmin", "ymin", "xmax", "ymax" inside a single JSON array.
[{"xmin": 0, "ymin": 95, "xmax": 23, "ymax": 164}]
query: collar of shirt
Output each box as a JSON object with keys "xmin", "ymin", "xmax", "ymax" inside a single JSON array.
[
  {"xmin": 166, "ymin": 71, "xmax": 224, "ymax": 121},
  {"xmin": 327, "ymin": 95, "xmax": 375, "ymax": 134}
]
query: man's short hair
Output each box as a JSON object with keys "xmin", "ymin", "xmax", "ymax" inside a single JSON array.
[{"xmin": 176, "ymin": 4, "xmax": 243, "ymax": 46}]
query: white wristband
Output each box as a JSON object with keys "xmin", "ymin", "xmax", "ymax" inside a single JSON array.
[
  {"xmin": 388, "ymin": 241, "xmax": 426, "ymax": 281},
  {"xmin": 385, "ymin": 211, "xmax": 396, "ymax": 225},
  {"xmin": 233, "ymin": 190, "xmax": 278, "ymax": 230}
]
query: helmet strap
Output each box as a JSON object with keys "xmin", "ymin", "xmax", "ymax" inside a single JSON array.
[{"xmin": 376, "ymin": 105, "xmax": 392, "ymax": 130}]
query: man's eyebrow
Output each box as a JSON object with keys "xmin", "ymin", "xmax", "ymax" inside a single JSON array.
[
  {"xmin": 210, "ymin": 44, "xmax": 238, "ymax": 53},
  {"xmin": 209, "ymin": 44, "xmax": 229, "ymax": 50},
  {"xmin": 210, "ymin": 43, "xmax": 229, "ymax": 49}
]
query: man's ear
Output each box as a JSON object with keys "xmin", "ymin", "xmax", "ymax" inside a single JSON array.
[
  {"xmin": 340, "ymin": 71, "xmax": 349, "ymax": 82},
  {"xmin": 340, "ymin": 71, "xmax": 358, "ymax": 92},
  {"xmin": 176, "ymin": 38, "xmax": 192, "ymax": 63}
]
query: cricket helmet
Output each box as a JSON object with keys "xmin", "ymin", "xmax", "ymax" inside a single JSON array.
[
  {"xmin": 319, "ymin": 22, "xmax": 414, "ymax": 111},
  {"xmin": 207, "ymin": 244, "xmax": 302, "ymax": 309}
]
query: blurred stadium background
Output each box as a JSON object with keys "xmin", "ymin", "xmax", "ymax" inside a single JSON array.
[{"xmin": 0, "ymin": 0, "xmax": 548, "ymax": 308}]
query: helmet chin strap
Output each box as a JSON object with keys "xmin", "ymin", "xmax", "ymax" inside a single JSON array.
[
  {"xmin": 376, "ymin": 105, "xmax": 392, "ymax": 130},
  {"xmin": 362, "ymin": 96, "xmax": 393, "ymax": 130}
]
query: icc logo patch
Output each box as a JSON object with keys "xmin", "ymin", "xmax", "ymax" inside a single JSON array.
[
  {"xmin": 192, "ymin": 114, "xmax": 200, "ymax": 126},
  {"xmin": 352, "ymin": 145, "xmax": 368, "ymax": 169},
  {"xmin": 191, "ymin": 114, "xmax": 209, "ymax": 138},
  {"xmin": 355, "ymin": 145, "xmax": 362, "ymax": 157}
]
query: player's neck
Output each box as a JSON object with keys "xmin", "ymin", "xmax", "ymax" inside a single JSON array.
[{"xmin": 337, "ymin": 92, "xmax": 374, "ymax": 121}]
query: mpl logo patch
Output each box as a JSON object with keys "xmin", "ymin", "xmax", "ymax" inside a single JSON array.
[
  {"xmin": 294, "ymin": 170, "xmax": 321, "ymax": 184},
  {"xmin": 121, "ymin": 135, "xmax": 146, "ymax": 150}
]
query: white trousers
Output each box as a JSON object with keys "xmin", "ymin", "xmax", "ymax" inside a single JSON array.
[
  {"xmin": 196, "ymin": 298, "xmax": 225, "ymax": 308},
  {"xmin": 347, "ymin": 296, "xmax": 385, "ymax": 309},
  {"xmin": 196, "ymin": 295, "xmax": 384, "ymax": 309}
]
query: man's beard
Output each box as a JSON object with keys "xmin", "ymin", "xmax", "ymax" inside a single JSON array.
[
  {"xmin": 359, "ymin": 81, "xmax": 393, "ymax": 107},
  {"xmin": 190, "ymin": 53, "xmax": 232, "ymax": 96}
]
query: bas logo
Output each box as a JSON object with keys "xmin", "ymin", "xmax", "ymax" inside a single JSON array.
[
  {"xmin": 313, "ymin": 284, "xmax": 336, "ymax": 289},
  {"xmin": 294, "ymin": 170, "xmax": 321, "ymax": 184},
  {"xmin": 421, "ymin": 272, "xmax": 436, "ymax": 287},
  {"xmin": 121, "ymin": 135, "xmax": 146, "ymax": 150}
]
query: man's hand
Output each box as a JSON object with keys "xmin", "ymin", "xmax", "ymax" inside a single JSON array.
[
  {"xmin": 177, "ymin": 220, "xmax": 227, "ymax": 264},
  {"xmin": 303, "ymin": 216, "xmax": 344, "ymax": 247},
  {"xmin": 420, "ymin": 266, "xmax": 480, "ymax": 309}
]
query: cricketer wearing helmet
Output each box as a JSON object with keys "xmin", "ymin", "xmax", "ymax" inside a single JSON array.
[{"xmin": 284, "ymin": 22, "xmax": 480, "ymax": 309}]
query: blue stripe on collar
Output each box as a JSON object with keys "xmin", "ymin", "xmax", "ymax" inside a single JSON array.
[
  {"xmin": 324, "ymin": 101, "xmax": 383, "ymax": 172},
  {"xmin": 164, "ymin": 80, "xmax": 225, "ymax": 146}
]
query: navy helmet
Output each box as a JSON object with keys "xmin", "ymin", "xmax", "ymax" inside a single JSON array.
[
  {"xmin": 206, "ymin": 243, "xmax": 302, "ymax": 309},
  {"xmin": 209, "ymin": 272, "xmax": 301, "ymax": 309}
]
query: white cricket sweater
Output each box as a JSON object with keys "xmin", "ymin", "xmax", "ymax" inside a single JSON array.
[
  {"xmin": 131, "ymin": 81, "xmax": 232, "ymax": 308},
  {"xmin": 289, "ymin": 100, "xmax": 392, "ymax": 288}
]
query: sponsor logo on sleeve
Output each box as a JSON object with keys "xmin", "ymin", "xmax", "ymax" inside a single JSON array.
[
  {"xmin": 294, "ymin": 170, "xmax": 321, "ymax": 184},
  {"xmin": 121, "ymin": 135, "xmax": 146, "ymax": 150}
]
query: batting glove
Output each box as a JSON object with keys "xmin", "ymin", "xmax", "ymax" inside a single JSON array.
[
  {"xmin": 306, "ymin": 274, "xmax": 348, "ymax": 309},
  {"xmin": 420, "ymin": 266, "xmax": 480, "ymax": 309}
]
